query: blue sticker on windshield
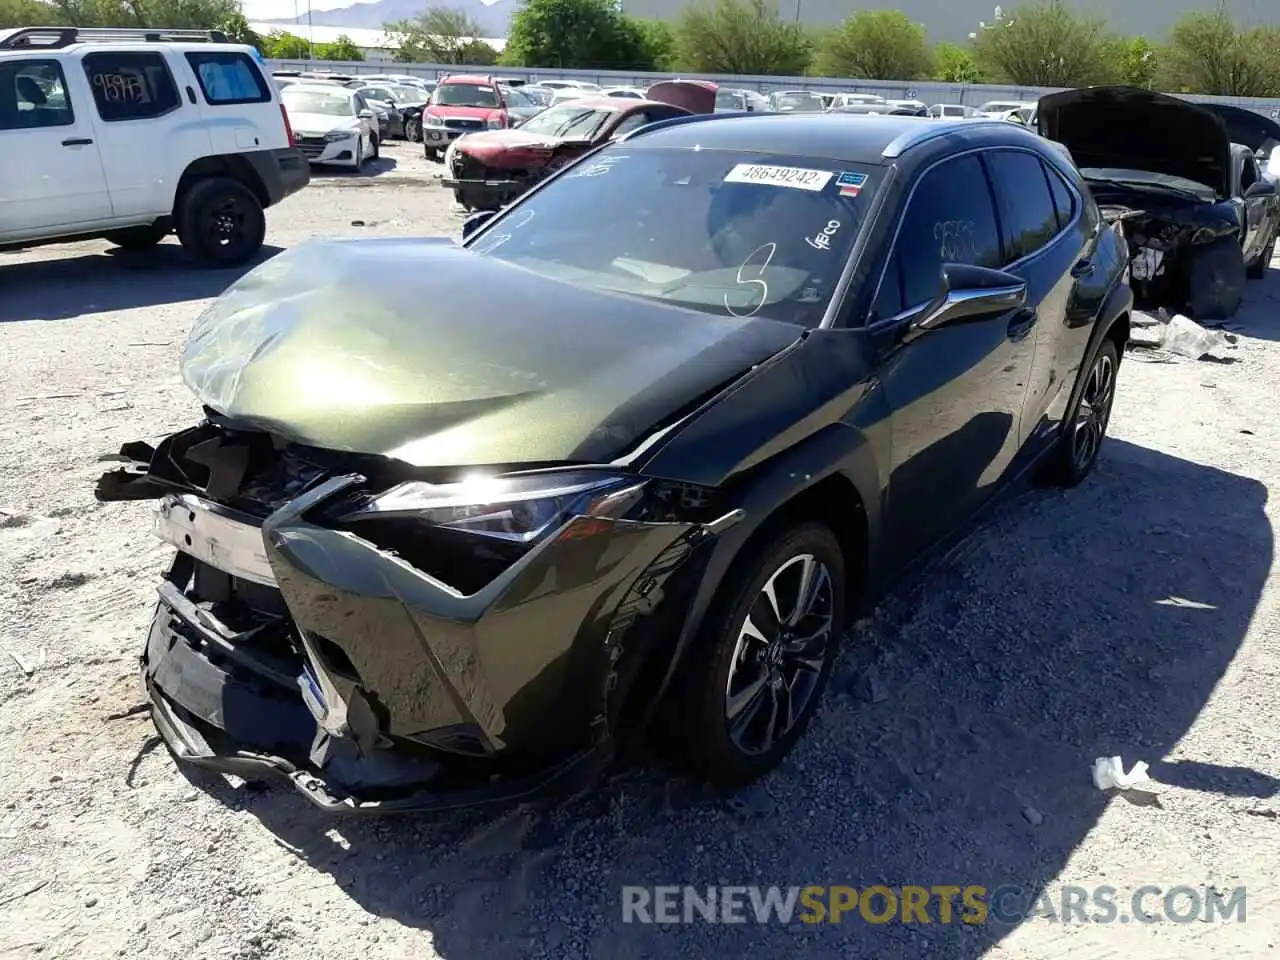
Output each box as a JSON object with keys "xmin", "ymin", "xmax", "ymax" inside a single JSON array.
[{"xmin": 836, "ymin": 172, "xmax": 868, "ymax": 197}]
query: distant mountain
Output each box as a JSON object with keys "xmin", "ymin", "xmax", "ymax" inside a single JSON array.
[{"xmin": 259, "ymin": 0, "xmax": 518, "ymax": 36}]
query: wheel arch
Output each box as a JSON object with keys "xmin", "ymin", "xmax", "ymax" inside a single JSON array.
[
  {"xmin": 629, "ymin": 423, "xmax": 882, "ymax": 738},
  {"xmin": 174, "ymin": 156, "xmax": 270, "ymax": 216}
]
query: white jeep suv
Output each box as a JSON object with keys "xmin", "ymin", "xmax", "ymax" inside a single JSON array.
[{"xmin": 0, "ymin": 26, "xmax": 309, "ymax": 266}]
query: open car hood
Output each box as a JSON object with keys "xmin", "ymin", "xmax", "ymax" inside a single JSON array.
[
  {"xmin": 1037, "ymin": 86, "xmax": 1231, "ymax": 198},
  {"xmin": 179, "ymin": 239, "xmax": 802, "ymax": 468}
]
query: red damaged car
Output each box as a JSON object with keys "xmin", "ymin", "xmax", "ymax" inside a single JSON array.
[
  {"xmin": 441, "ymin": 80, "xmax": 718, "ymax": 211},
  {"xmin": 421, "ymin": 73, "xmax": 513, "ymax": 162}
]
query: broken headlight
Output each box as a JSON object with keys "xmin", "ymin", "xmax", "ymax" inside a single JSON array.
[{"xmin": 342, "ymin": 471, "xmax": 644, "ymax": 546}]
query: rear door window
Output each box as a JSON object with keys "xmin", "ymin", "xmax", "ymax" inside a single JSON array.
[
  {"xmin": 894, "ymin": 153, "xmax": 1002, "ymax": 310},
  {"xmin": 185, "ymin": 51, "xmax": 270, "ymax": 105},
  {"xmin": 82, "ymin": 51, "xmax": 180, "ymax": 121},
  {"xmin": 1043, "ymin": 161, "xmax": 1077, "ymax": 230},
  {"xmin": 983, "ymin": 149, "xmax": 1061, "ymax": 263}
]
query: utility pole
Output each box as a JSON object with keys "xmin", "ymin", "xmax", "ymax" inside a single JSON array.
[{"xmin": 307, "ymin": 0, "xmax": 315, "ymax": 61}]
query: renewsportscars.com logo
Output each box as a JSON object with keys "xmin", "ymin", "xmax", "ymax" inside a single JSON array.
[{"xmin": 621, "ymin": 884, "xmax": 1248, "ymax": 926}]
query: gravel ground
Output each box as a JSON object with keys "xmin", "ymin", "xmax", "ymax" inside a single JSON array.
[{"xmin": 2, "ymin": 140, "xmax": 1279, "ymax": 959}]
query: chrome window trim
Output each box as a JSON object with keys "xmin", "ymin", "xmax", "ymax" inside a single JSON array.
[{"xmin": 865, "ymin": 143, "xmax": 1086, "ymax": 333}]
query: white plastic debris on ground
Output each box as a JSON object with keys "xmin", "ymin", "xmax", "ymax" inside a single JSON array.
[
  {"xmin": 1092, "ymin": 755, "xmax": 1158, "ymax": 792},
  {"xmin": 1128, "ymin": 309, "xmax": 1238, "ymax": 361}
]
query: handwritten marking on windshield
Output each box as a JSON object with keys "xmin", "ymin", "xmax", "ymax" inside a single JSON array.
[
  {"xmin": 805, "ymin": 220, "xmax": 841, "ymax": 251},
  {"xmin": 568, "ymin": 155, "xmax": 629, "ymax": 178},
  {"xmin": 470, "ymin": 209, "xmax": 536, "ymax": 254},
  {"xmin": 725, "ymin": 242, "xmax": 776, "ymax": 318}
]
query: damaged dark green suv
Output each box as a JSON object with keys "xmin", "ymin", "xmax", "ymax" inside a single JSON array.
[{"xmin": 97, "ymin": 112, "xmax": 1132, "ymax": 813}]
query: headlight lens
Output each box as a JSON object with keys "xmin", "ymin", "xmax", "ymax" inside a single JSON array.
[
  {"xmin": 486, "ymin": 115, "xmax": 506, "ymax": 129},
  {"xmin": 424, "ymin": 114, "xmax": 445, "ymax": 127},
  {"xmin": 324, "ymin": 130, "xmax": 355, "ymax": 142},
  {"xmin": 342, "ymin": 471, "xmax": 643, "ymax": 545}
]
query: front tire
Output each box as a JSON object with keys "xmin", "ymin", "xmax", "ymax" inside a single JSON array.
[
  {"xmin": 354, "ymin": 137, "xmax": 365, "ymax": 170},
  {"xmin": 1044, "ymin": 337, "xmax": 1119, "ymax": 487},
  {"xmin": 406, "ymin": 115, "xmax": 421, "ymax": 142},
  {"xmin": 680, "ymin": 522, "xmax": 846, "ymax": 786},
  {"xmin": 1186, "ymin": 236, "xmax": 1245, "ymax": 319},
  {"xmin": 370, "ymin": 134, "xmax": 379, "ymax": 162},
  {"xmin": 176, "ymin": 177, "xmax": 265, "ymax": 268}
]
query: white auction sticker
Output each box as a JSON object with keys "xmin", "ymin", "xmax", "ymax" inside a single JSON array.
[{"xmin": 723, "ymin": 163, "xmax": 833, "ymax": 191}]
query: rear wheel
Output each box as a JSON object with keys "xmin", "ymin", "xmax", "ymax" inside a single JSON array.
[
  {"xmin": 1044, "ymin": 337, "xmax": 1119, "ymax": 487},
  {"xmin": 104, "ymin": 222, "xmax": 169, "ymax": 250},
  {"xmin": 176, "ymin": 176, "xmax": 265, "ymax": 268},
  {"xmin": 679, "ymin": 522, "xmax": 846, "ymax": 786}
]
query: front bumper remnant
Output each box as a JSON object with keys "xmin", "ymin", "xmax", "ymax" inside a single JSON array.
[{"xmin": 130, "ymin": 460, "xmax": 712, "ymax": 814}]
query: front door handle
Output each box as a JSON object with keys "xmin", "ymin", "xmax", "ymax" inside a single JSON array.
[
  {"xmin": 1007, "ymin": 308, "xmax": 1037, "ymax": 342},
  {"xmin": 1070, "ymin": 257, "xmax": 1094, "ymax": 278},
  {"xmin": 61, "ymin": 137, "xmax": 94, "ymax": 146}
]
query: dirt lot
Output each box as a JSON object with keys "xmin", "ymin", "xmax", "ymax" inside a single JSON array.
[{"xmin": 2, "ymin": 139, "xmax": 1279, "ymax": 960}]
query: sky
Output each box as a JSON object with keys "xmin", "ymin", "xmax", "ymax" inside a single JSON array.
[{"xmin": 240, "ymin": 0, "xmax": 505, "ymax": 20}]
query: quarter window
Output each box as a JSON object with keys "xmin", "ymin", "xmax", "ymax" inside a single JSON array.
[
  {"xmin": 984, "ymin": 149, "xmax": 1060, "ymax": 263},
  {"xmin": 185, "ymin": 51, "xmax": 270, "ymax": 105},
  {"xmin": 0, "ymin": 60, "xmax": 74, "ymax": 130},
  {"xmin": 83, "ymin": 52, "xmax": 180, "ymax": 122},
  {"xmin": 894, "ymin": 153, "xmax": 1002, "ymax": 310}
]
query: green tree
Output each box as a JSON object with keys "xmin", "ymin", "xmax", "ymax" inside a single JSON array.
[
  {"xmin": 455, "ymin": 38, "xmax": 499, "ymax": 65},
  {"xmin": 814, "ymin": 10, "xmax": 932, "ymax": 80},
  {"xmin": 386, "ymin": 6, "xmax": 486, "ymax": 64},
  {"xmin": 262, "ymin": 29, "xmax": 312, "ymax": 59},
  {"xmin": 501, "ymin": 0, "xmax": 652, "ymax": 69},
  {"xmin": 1159, "ymin": 12, "xmax": 1280, "ymax": 97},
  {"xmin": 217, "ymin": 11, "xmax": 264, "ymax": 52},
  {"xmin": 673, "ymin": 0, "xmax": 810, "ymax": 76},
  {"xmin": 0, "ymin": 0, "xmax": 57, "ymax": 27},
  {"xmin": 1114, "ymin": 36, "xmax": 1156, "ymax": 89},
  {"xmin": 315, "ymin": 34, "xmax": 363, "ymax": 60},
  {"xmin": 635, "ymin": 17, "xmax": 677, "ymax": 72},
  {"xmin": 970, "ymin": 0, "xmax": 1116, "ymax": 87},
  {"xmin": 933, "ymin": 41, "xmax": 981, "ymax": 82}
]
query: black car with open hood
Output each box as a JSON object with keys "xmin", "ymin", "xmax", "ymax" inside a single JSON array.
[
  {"xmin": 97, "ymin": 112, "xmax": 1132, "ymax": 814},
  {"xmin": 1038, "ymin": 85, "xmax": 1280, "ymax": 319}
]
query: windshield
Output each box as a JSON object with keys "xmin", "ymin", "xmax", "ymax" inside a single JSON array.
[
  {"xmin": 433, "ymin": 82, "xmax": 499, "ymax": 108},
  {"xmin": 281, "ymin": 88, "xmax": 352, "ymax": 117},
  {"xmin": 503, "ymin": 86, "xmax": 535, "ymax": 107},
  {"xmin": 979, "ymin": 101, "xmax": 1023, "ymax": 113},
  {"xmin": 774, "ymin": 93, "xmax": 824, "ymax": 112},
  {"xmin": 517, "ymin": 104, "xmax": 614, "ymax": 139},
  {"xmin": 1081, "ymin": 167, "xmax": 1216, "ymax": 198},
  {"xmin": 390, "ymin": 85, "xmax": 425, "ymax": 101},
  {"xmin": 467, "ymin": 147, "xmax": 878, "ymax": 328},
  {"xmin": 716, "ymin": 90, "xmax": 746, "ymax": 109}
]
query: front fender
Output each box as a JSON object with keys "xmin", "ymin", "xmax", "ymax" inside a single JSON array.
[{"xmin": 639, "ymin": 421, "xmax": 882, "ymax": 729}]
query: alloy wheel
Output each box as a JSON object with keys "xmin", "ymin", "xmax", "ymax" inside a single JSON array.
[
  {"xmin": 724, "ymin": 553, "xmax": 835, "ymax": 755},
  {"xmin": 1072, "ymin": 349, "xmax": 1115, "ymax": 471}
]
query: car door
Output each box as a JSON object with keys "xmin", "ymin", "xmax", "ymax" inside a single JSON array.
[
  {"xmin": 0, "ymin": 57, "xmax": 112, "ymax": 236},
  {"xmin": 982, "ymin": 148, "xmax": 1090, "ymax": 449},
  {"xmin": 870, "ymin": 152, "xmax": 1040, "ymax": 569},
  {"xmin": 1237, "ymin": 152, "xmax": 1271, "ymax": 262},
  {"xmin": 79, "ymin": 48, "xmax": 201, "ymax": 220}
]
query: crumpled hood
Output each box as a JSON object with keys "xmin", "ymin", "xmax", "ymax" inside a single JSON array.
[
  {"xmin": 456, "ymin": 128, "xmax": 571, "ymax": 166},
  {"xmin": 181, "ymin": 239, "xmax": 803, "ymax": 468},
  {"xmin": 1037, "ymin": 85, "xmax": 1231, "ymax": 197}
]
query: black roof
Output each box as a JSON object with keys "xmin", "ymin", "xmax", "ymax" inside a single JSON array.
[{"xmin": 628, "ymin": 113, "xmax": 1046, "ymax": 165}]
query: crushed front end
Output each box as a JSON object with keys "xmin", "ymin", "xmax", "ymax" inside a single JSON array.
[{"xmin": 99, "ymin": 420, "xmax": 726, "ymax": 813}]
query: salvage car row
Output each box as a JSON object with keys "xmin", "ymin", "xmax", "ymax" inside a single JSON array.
[{"xmin": 7, "ymin": 29, "xmax": 1271, "ymax": 816}]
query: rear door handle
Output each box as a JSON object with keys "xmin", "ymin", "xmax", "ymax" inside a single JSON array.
[
  {"xmin": 1070, "ymin": 257, "xmax": 1094, "ymax": 278},
  {"xmin": 61, "ymin": 137, "xmax": 94, "ymax": 146},
  {"xmin": 1007, "ymin": 308, "xmax": 1037, "ymax": 342}
]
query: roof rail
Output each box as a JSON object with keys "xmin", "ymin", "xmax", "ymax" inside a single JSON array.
[
  {"xmin": 0, "ymin": 26, "xmax": 228, "ymax": 50},
  {"xmin": 880, "ymin": 118, "xmax": 1020, "ymax": 159}
]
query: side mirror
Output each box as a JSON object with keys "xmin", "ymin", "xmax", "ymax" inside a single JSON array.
[
  {"xmin": 462, "ymin": 209, "xmax": 496, "ymax": 240},
  {"xmin": 904, "ymin": 263, "xmax": 1027, "ymax": 342},
  {"xmin": 1244, "ymin": 180, "xmax": 1275, "ymax": 198}
]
